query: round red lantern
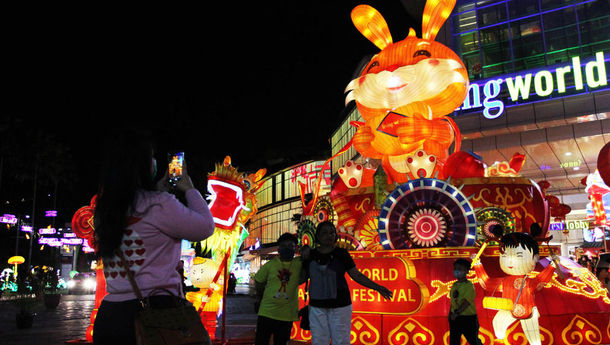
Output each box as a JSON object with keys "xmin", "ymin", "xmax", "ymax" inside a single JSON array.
[
  {"xmin": 443, "ymin": 151, "xmax": 486, "ymax": 178},
  {"xmin": 598, "ymin": 142, "xmax": 610, "ymax": 186}
]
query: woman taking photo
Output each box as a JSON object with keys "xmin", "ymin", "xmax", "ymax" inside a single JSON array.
[
  {"xmin": 302, "ymin": 221, "xmax": 393, "ymax": 345},
  {"xmin": 92, "ymin": 130, "xmax": 215, "ymax": 345}
]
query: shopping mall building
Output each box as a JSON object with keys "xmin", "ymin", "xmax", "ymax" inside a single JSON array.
[{"xmin": 242, "ymin": 0, "xmax": 609, "ymax": 273}]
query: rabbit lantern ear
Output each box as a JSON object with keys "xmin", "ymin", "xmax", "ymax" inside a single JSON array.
[
  {"xmin": 422, "ymin": 0, "xmax": 457, "ymax": 41},
  {"xmin": 351, "ymin": 5, "xmax": 393, "ymax": 50}
]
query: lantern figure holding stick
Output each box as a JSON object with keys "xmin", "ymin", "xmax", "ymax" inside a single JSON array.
[{"xmin": 473, "ymin": 231, "xmax": 558, "ymax": 345}]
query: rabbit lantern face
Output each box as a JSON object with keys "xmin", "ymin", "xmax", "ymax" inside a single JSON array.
[{"xmin": 346, "ymin": 1, "xmax": 468, "ymax": 183}]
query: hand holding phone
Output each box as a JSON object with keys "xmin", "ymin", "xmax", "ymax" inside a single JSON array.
[{"xmin": 168, "ymin": 152, "xmax": 185, "ymax": 186}]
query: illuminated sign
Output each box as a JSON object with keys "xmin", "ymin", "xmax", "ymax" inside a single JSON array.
[
  {"xmin": 63, "ymin": 232, "xmax": 77, "ymax": 238},
  {"xmin": 0, "ymin": 214, "xmax": 17, "ymax": 224},
  {"xmin": 38, "ymin": 237, "xmax": 62, "ymax": 247},
  {"xmin": 82, "ymin": 239, "xmax": 94, "ymax": 253},
  {"xmin": 61, "ymin": 238, "xmax": 83, "ymax": 245},
  {"xmin": 549, "ymin": 220, "xmax": 589, "ymax": 231},
  {"xmin": 21, "ymin": 225, "xmax": 32, "ymax": 232},
  {"xmin": 39, "ymin": 227, "xmax": 56, "ymax": 235},
  {"xmin": 457, "ymin": 51, "xmax": 608, "ymax": 119},
  {"xmin": 45, "ymin": 210, "xmax": 57, "ymax": 217},
  {"xmin": 347, "ymin": 256, "xmax": 428, "ymax": 315}
]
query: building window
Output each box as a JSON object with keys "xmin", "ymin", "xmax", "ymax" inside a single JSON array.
[
  {"xmin": 331, "ymin": 107, "xmax": 362, "ymax": 174},
  {"xmin": 452, "ymin": 0, "xmax": 610, "ymax": 79}
]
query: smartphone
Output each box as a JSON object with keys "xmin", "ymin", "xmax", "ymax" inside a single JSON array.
[{"xmin": 168, "ymin": 152, "xmax": 185, "ymax": 186}]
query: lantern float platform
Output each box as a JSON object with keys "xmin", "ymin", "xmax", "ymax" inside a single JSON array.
[{"xmin": 291, "ymin": 246, "xmax": 610, "ymax": 345}]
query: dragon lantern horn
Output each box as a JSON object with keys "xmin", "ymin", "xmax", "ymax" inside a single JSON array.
[
  {"xmin": 351, "ymin": 5, "xmax": 393, "ymax": 50},
  {"xmin": 422, "ymin": 0, "xmax": 457, "ymax": 41},
  {"xmin": 223, "ymin": 156, "xmax": 232, "ymax": 167},
  {"xmin": 249, "ymin": 168, "xmax": 267, "ymax": 192}
]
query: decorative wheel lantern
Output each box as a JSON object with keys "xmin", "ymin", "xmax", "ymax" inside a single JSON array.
[
  {"xmin": 475, "ymin": 207, "xmax": 516, "ymax": 243},
  {"xmin": 297, "ymin": 219, "xmax": 317, "ymax": 247},
  {"xmin": 378, "ymin": 178, "xmax": 477, "ymax": 249},
  {"xmin": 313, "ymin": 196, "xmax": 337, "ymax": 225},
  {"xmin": 336, "ymin": 229, "xmax": 363, "ymax": 251}
]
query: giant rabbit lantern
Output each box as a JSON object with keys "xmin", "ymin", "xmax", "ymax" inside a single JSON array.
[{"xmin": 346, "ymin": 0, "xmax": 468, "ymax": 184}]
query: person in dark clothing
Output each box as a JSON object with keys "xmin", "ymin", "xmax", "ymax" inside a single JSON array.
[
  {"xmin": 228, "ymin": 273, "xmax": 237, "ymax": 294},
  {"xmin": 449, "ymin": 258, "xmax": 482, "ymax": 345},
  {"xmin": 301, "ymin": 221, "xmax": 392, "ymax": 345}
]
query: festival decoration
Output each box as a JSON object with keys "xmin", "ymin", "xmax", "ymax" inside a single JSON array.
[
  {"xmin": 195, "ymin": 156, "xmax": 264, "ymax": 339},
  {"xmin": 290, "ymin": 246, "xmax": 610, "ymax": 345},
  {"xmin": 483, "ymin": 152, "xmax": 527, "ymax": 178},
  {"xmin": 597, "ymin": 142, "xmax": 610, "ymax": 186},
  {"xmin": 285, "ymin": 1, "xmax": 610, "ymax": 343},
  {"xmin": 405, "ymin": 150, "xmax": 441, "ymax": 179},
  {"xmin": 443, "ymin": 151, "xmax": 487, "ymax": 179},
  {"xmin": 7, "ymin": 256, "xmax": 24, "ymax": 280},
  {"xmin": 185, "ymin": 257, "xmax": 224, "ymax": 339},
  {"xmin": 296, "ymin": 219, "xmax": 316, "ymax": 248},
  {"xmin": 474, "ymin": 232, "xmax": 556, "ymax": 345},
  {"xmin": 475, "ymin": 207, "xmax": 516, "ymax": 243},
  {"xmin": 338, "ymin": 160, "xmax": 365, "ymax": 188},
  {"xmin": 201, "ymin": 156, "xmax": 265, "ymax": 270},
  {"xmin": 345, "ymin": 1, "xmax": 468, "ymax": 184},
  {"xmin": 585, "ymin": 170, "xmax": 610, "ymax": 226},
  {"xmin": 378, "ymin": 178, "xmax": 477, "ymax": 249},
  {"xmin": 455, "ymin": 176, "xmax": 550, "ymax": 236},
  {"xmin": 71, "ymin": 195, "xmax": 106, "ymax": 343},
  {"xmin": 312, "ymin": 196, "xmax": 336, "ymax": 225}
]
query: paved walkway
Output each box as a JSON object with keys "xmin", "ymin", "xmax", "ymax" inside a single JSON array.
[
  {"xmin": 0, "ymin": 286, "xmax": 307, "ymax": 345},
  {"xmin": 0, "ymin": 294, "xmax": 95, "ymax": 345}
]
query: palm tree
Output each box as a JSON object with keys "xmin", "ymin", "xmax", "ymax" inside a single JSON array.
[{"xmin": 2, "ymin": 125, "xmax": 76, "ymax": 268}]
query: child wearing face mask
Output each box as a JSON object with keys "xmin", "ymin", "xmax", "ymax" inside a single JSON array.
[
  {"xmin": 254, "ymin": 233, "xmax": 306, "ymax": 345},
  {"xmin": 448, "ymin": 259, "xmax": 482, "ymax": 345}
]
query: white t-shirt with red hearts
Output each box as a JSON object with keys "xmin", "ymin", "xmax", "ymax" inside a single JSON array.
[{"xmin": 103, "ymin": 188, "xmax": 214, "ymax": 301}]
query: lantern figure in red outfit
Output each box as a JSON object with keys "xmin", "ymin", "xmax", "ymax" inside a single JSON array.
[{"xmin": 474, "ymin": 231, "xmax": 558, "ymax": 345}]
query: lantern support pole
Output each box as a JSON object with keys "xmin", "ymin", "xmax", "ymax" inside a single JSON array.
[{"xmin": 221, "ymin": 247, "xmax": 231, "ymax": 344}]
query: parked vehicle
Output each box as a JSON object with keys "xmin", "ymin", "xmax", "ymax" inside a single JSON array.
[{"xmin": 67, "ymin": 273, "xmax": 96, "ymax": 294}]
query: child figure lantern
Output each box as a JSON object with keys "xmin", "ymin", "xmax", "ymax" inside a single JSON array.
[{"xmin": 474, "ymin": 231, "xmax": 557, "ymax": 345}]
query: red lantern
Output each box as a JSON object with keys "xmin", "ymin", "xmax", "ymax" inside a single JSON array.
[
  {"xmin": 598, "ymin": 142, "xmax": 610, "ymax": 186},
  {"xmin": 443, "ymin": 151, "xmax": 486, "ymax": 178},
  {"xmin": 546, "ymin": 195, "xmax": 560, "ymax": 208}
]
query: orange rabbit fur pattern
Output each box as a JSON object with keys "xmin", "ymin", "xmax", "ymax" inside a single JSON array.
[{"xmin": 345, "ymin": 0, "xmax": 469, "ymax": 184}]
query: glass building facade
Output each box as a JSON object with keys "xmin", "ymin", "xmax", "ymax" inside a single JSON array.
[
  {"xmin": 245, "ymin": 160, "xmax": 331, "ymax": 246},
  {"xmin": 454, "ymin": 0, "xmax": 610, "ymax": 81},
  {"xmin": 330, "ymin": 106, "xmax": 364, "ymax": 175}
]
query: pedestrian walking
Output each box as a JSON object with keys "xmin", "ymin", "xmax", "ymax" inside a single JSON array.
[
  {"xmin": 254, "ymin": 233, "xmax": 305, "ymax": 345},
  {"xmin": 91, "ymin": 130, "xmax": 215, "ymax": 345},
  {"xmin": 448, "ymin": 258, "xmax": 482, "ymax": 345},
  {"xmin": 301, "ymin": 221, "xmax": 392, "ymax": 345}
]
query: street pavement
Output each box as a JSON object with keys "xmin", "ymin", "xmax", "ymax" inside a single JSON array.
[{"xmin": 0, "ymin": 285, "xmax": 306, "ymax": 345}]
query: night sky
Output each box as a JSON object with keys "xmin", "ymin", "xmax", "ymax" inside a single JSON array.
[{"xmin": 3, "ymin": 1, "xmax": 421, "ymax": 223}]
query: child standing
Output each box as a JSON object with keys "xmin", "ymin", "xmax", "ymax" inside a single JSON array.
[{"xmin": 449, "ymin": 258, "xmax": 482, "ymax": 345}]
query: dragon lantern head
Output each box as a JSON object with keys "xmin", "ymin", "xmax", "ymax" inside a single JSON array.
[{"xmin": 206, "ymin": 156, "xmax": 266, "ymax": 230}]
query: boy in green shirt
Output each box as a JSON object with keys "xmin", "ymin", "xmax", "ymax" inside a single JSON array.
[
  {"xmin": 449, "ymin": 258, "xmax": 482, "ymax": 345},
  {"xmin": 254, "ymin": 233, "xmax": 304, "ymax": 345}
]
